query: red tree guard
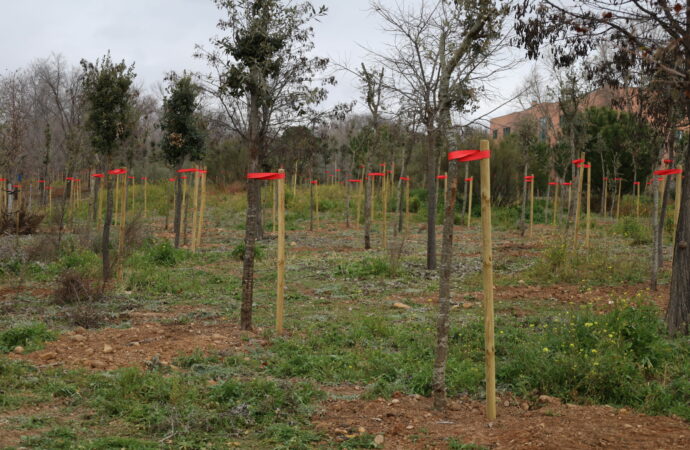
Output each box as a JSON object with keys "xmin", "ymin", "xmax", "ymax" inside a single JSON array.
[{"xmin": 247, "ymin": 172, "xmax": 286, "ymax": 180}]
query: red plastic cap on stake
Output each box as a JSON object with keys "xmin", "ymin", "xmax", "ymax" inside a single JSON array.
[
  {"xmin": 436, "ymin": 175, "xmax": 448, "ymax": 179},
  {"xmin": 247, "ymin": 172, "xmax": 285, "ymax": 180},
  {"xmin": 310, "ymin": 180, "xmax": 318, "ymax": 184},
  {"xmin": 572, "ymin": 158, "xmax": 585, "ymax": 164},
  {"xmin": 128, "ymin": 176, "xmax": 135, "ymax": 179},
  {"xmin": 548, "ymin": 182, "xmax": 558, "ymax": 185},
  {"xmin": 465, "ymin": 177, "xmax": 473, "ymax": 182},
  {"xmin": 634, "ymin": 181, "xmax": 640, "ymax": 185},
  {"xmin": 400, "ymin": 176, "xmax": 410, "ymax": 181},
  {"xmin": 91, "ymin": 173, "xmax": 104, "ymax": 178},
  {"xmin": 141, "ymin": 177, "xmax": 147, "ymax": 180},
  {"xmin": 368, "ymin": 172, "xmax": 385, "ymax": 177},
  {"xmin": 582, "ymin": 164, "xmax": 591, "ymax": 168},
  {"xmin": 108, "ymin": 168, "xmax": 127, "ymax": 175},
  {"xmin": 664, "ymin": 159, "xmax": 673, "ymax": 164},
  {"xmin": 448, "ymin": 149, "xmax": 491, "ymax": 162},
  {"xmin": 524, "ymin": 175, "xmax": 535, "ymax": 181},
  {"xmin": 168, "ymin": 178, "xmax": 176, "ymax": 182},
  {"xmin": 177, "ymin": 168, "xmax": 197, "ymax": 173},
  {"xmin": 181, "ymin": 176, "xmax": 188, "ymax": 179},
  {"xmin": 65, "ymin": 177, "xmax": 74, "ymax": 180},
  {"xmin": 654, "ymin": 168, "xmax": 683, "ymax": 176},
  {"xmin": 348, "ymin": 179, "xmax": 362, "ymax": 183},
  {"xmin": 562, "ymin": 182, "xmax": 572, "ymax": 186}
]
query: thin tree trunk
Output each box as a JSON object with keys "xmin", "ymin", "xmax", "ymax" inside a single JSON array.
[
  {"xmin": 426, "ymin": 130, "xmax": 437, "ymax": 270},
  {"xmin": 102, "ymin": 157, "xmax": 114, "ymax": 284},
  {"xmin": 173, "ymin": 170, "xmax": 183, "ymax": 248},
  {"xmin": 432, "ymin": 159, "xmax": 458, "ymax": 410},
  {"xmin": 651, "ymin": 176, "xmax": 660, "ymax": 291},
  {"xmin": 667, "ymin": 107, "xmax": 690, "ymax": 334},
  {"xmin": 364, "ymin": 173, "xmax": 372, "ymax": 249},
  {"xmin": 520, "ymin": 163, "xmax": 529, "ymax": 235},
  {"xmin": 240, "ymin": 82, "xmax": 262, "ymax": 331}
]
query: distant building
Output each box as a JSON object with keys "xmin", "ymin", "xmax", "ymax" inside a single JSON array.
[{"xmin": 489, "ymin": 88, "xmax": 626, "ymax": 145}]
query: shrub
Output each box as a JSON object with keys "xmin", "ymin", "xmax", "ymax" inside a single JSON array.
[
  {"xmin": 613, "ymin": 217, "xmax": 651, "ymax": 245},
  {"xmin": 146, "ymin": 240, "xmax": 182, "ymax": 266},
  {"xmin": 0, "ymin": 323, "xmax": 56, "ymax": 353},
  {"xmin": 335, "ymin": 255, "xmax": 398, "ymax": 278}
]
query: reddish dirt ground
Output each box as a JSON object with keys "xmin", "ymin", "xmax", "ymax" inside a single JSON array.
[
  {"xmin": 10, "ymin": 313, "xmax": 266, "ymax": 371},
  {"xmin": 313, "ymin": 393, "xmax": 690, "ymax": 449}
]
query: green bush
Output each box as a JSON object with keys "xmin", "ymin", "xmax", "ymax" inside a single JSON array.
[
  {"xmin": 335, "ymin": 256, "xmax": 398, "ymax": 278},
  {"xmin": 146, "ymin": 240, "xmax": 183, "ymax": 266},
  {"xmin": 0, "ymin": 323, "xmax": 56, "ymax": 353},
  {"xmin": 613, "ymin": 217, "xmax": 652, "ymax": 245}
]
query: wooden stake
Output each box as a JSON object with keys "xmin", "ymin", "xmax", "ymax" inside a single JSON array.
[
  {"xmin": 197, "ymin": 168, "xmax": 208, "ymax": 249},
  {"xmin": 616, "ymin": 178, "xmax": 622, "ymax": 220},
  {"xmin": 529, "ymin": 176, "xmax": 534, "ymax": 238},
  {"xmin": 404, "ymin": 178, "xmax": 410, "ymax": 237},
  {"xmin": 467, "ymin": 177, "xmax": 473, "ymax": 227},
  {"xmin": 191, "ymin": 168, "xmax": 200, "ymax": 252},
  {"xmin": 383, "ymin": 172, "xmax": 388, "ymax": 249},
  {"xmin": 355, "ymin": 179, "xmax": 362, "ymax": 229},
  {"xmin": 114, "ymin": 175, "xmax": 120, "ymax": 226},
  {"xmin": 636, "ymin": 182, "xmax": 640, "ymax": 219},
  {"xmin": 181, "ymin": 176, "xmax": 188, "ymax": 245},
  {"xmin": 479, "ymin": 139, "xmax": 496, "ymax": 421},
  {"xmin": 315, "ymin": 181, "xmax": 320, "ymax": 230},
  {"xmin": 573, "ymin": 153, "xmax": 585, "ymax": 245},
  {"xmin": 117, "ymin": 173, "xmax": 127, "ymax": 281},
  {"xmin": 585, "ymin": 165, "xmax": 591, "ymax": 248},
  {"xmin": 603, "ymin": 177, "xmax": 608, "ymax": 218},
  {"xmin": 292, "ymin": 161, "xmax": 298, "ymax": 197},
  {"xmin": 272, "ymin": 181, "xmax": 277, "ymax": 234},
  {"xmin": 674, "ymin": 166, "xmax": 682, "ymax": 242},
  {"xmin": 553, "ymin": 182, "xmax": 559, "ymax": 226},
  {"xmin": 48, "ymin": 187, "xmax": 52, "ymax": 217},
  {"xmin": 144, "ymin": 177, "xmax": 148, "ymax": 218},
  {"xmin": 276, "ymin": 169, "xmax": 286, "ymax": 333},
  {"xmin": 97, "ymin": 179, "xmax": 104, "ymax": 228}
]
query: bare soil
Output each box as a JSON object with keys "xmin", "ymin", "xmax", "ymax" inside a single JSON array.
[{"xmin": 313, "ymin": 393, "xmax": 690, "ymax": 449}]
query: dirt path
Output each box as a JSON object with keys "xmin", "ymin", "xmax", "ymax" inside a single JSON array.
[
  {"xmin": 10, "ymin": 315, "xmax": 266, "ymax": 371},
  {"xmin": 313, "ymin": 393, "xmax": 690, "ymax": 449}
]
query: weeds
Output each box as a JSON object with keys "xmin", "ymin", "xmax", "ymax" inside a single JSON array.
[{"xmin": 0, "ymin": 323, "xmax": 56, "ymax": 353}]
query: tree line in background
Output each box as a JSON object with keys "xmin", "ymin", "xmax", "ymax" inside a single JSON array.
[{"xmin": 2, "ymin": 0, "xmax": 690, "ymax": 342}]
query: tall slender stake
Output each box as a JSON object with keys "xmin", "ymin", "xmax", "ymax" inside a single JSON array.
[
  {"xmin": 48, "ymin": 187, "xmax": 52, "ymax": 217},
  {"xmin": 636, "ymin": 182, "xmax": 640, "ymax": 218},
  {"xmin": 191, "ymin": 168, "xmax": 200, "ymax": 252},
  {"xmin": 114, "ymin": 175, "xmax": 120, "ymax": 226},
  {"xmin": 573, "ymin": 153, "xmax": 585, "ymax": 245},
  {"xmin": 616, "ymin": 178, "xmax": 622, "ymax": 220},
  {"xmin": 144, "ymin": 177, "xmax": 148, "ymax": 218},
  {"xmin": 271, "ymin": 182, "xmax": 276, "ymax": 233},
  {"xmin": 529, "ymin": 177, "xmax": 534, "ymax": 238},
  {"xmin": 553, "ymin": 183, "xmax": 559, "ymax": 226},
  {"xmin": 182, "ymin": 176, "xmax": 188, "ymax": 244},
  {"xmin": 292, "ymin": 161, "xmax": 298, "ymax": 197},
  {"xmin": 276, "ymin": 169, "xmax": 286, "ymax": 333},
  {"xmin": 383, "ymin": 172, "xmax": 388, "ymax": 249},
  {"xmin": 479, "ymin": 140, "xmax": 496, "ymax": 421},
  {"xmin": 674, "ymin": 166, "xmax": 682, "ymax": 248},
  {"xmin": 117, "ymin": 173, "xmax": 127, "ymax": 281},
  {"xmin": 467, "ymin": 177, "xmax": 473, "ymax": 227},
  {"xmin": 315, "ymin": 181, "xmax": 320, "ymax": 230},
  {"xmin": 404, "ymin": 179, "xmax": 410, "ymax": 237},
  {"xmin": 585, "ymin": 165, "xmax": 591, "ymax": 248},
  {"xmin": 197, "ymin": 168, "xmax": 208, "ymax": 249},
  {"xmin": 603, "ymin": 178, "xmax": 608, "ymax": 218}
]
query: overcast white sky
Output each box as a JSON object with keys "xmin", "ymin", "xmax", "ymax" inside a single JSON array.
[{"xmin": 0, "ymin": 0, "xmax": 531, "ymax": 125}]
